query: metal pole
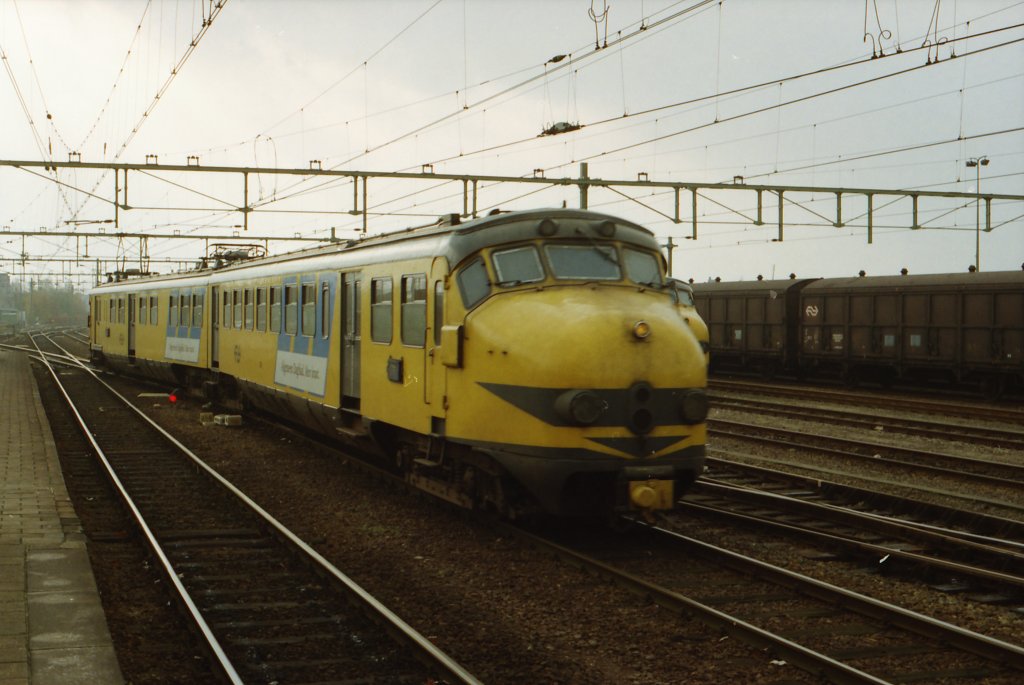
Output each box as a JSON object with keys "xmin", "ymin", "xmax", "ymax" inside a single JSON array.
[
  {"xmin": 966, "ymin": 156, "xmax": 989, "ymax": 272},
  {"xmin": 579, "ymin": 163, "xmax": 589, "ymax": 209},
  {"xmin": 975, "ymin": 163, "xmax": 981, "ymax": 272}
]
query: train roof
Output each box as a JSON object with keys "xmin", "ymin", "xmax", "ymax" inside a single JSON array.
[
  {"xmin": 89, "ymin": 208, "xmax": 661, "ymax": 294},
  {"xmin": 691, "ymin": 271, "xmax": 1024, "ymax": 296},
  {"xmin": 690, "ymin": 278, "xmax": 818, "ymax": 294},
  {"xmin": 802, "ymin": 270, "xmax": 1024, "ymax": 292}
]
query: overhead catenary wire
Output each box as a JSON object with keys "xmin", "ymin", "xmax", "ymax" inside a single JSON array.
[
  {"xmin": 5, "ymin": 2, "xmax": 1022, "ymax": 281},
  {"xmin": 247, "ymin": 0, "xmax": 719, "ymax": 209},
  {"xmin": 251, "ymin": 24, "xmax": 1023, "ymax": 221},
  {"xmin": 76, "ymin": 0, "xmax": 153, "ymax": 153},
  {"xmin": 71, "ymin": 0, "xmax": 230, "ymax": 223}
]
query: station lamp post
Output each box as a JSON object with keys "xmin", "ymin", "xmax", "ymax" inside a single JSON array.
[{"xmin": 965, "ymin": 156, "xmax": 989, "ymax": 272}]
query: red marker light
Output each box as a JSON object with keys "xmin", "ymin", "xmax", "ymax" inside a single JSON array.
[{"xmin": 168, "ymin": 389, "xmax": 179, "ymax": 404}]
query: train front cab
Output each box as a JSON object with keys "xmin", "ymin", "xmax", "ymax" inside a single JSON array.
[{"xmin": 437, "ymin": 211, "xmax": 708, "ymax": 517}]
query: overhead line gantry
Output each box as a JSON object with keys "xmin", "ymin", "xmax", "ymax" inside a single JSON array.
[
  {"xmin": 2, "ymin": 158, "xmax": 1022, "ymax": 284},
  {"xmin": 4, "ymin": 158, "xmax": 1020, "ymax": 241}
]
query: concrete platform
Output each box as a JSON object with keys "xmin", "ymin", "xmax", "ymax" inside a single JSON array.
[{"xmin": 0, "ymin": 350, "xmax": 123, "ymax": 685}]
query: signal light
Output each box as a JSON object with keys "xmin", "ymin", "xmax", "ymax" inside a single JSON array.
[{"xmin": 168, "ymin": 388, "xmax": 180, "ymax": 404}]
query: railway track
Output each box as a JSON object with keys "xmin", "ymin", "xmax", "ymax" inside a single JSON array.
[
  {"xmin": 710, "ymin": 378, "xmax": 1024, "ymax": 425},
  {"xmin": 513, "ymin": 519, "xmax": 1024, "ymax": 685},
  {"xmin": 30, "ymin": 336, "xmax": 481, "ymax": 685},
  {"xmin": 711, "ymin": 395, "xmax": 1024, "ymax": 451},
  {"xmin": 683, "ymin": 468, "xmax": 1024, "ymax": 604},
  {"xmin": 710, "ymin": 417, "xmax": 1024, "ymax": 492}
]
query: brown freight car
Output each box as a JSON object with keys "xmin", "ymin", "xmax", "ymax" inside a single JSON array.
[
  {"xmin": 691, "ymin": 277, "xmax": 814, "ymax": 379},
  {"xmin": 799, "ymin": 271, "xmax": 1024, "ymax": 393},
  {"xmin": 693, "ymin": 270, "xmax": 1024, "ymax": 395}
]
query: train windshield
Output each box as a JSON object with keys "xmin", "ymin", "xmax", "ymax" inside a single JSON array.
[
  {"xmin": 545, "ymin": 244, "xmax": 621, "ymax": 280},
  {"xmin": 623, "ymin": 248, "xmax": 662, "ymax": 287},
  {"xmin": 493, "ymin": 246, "xmax": 545, "ymax": 286}
]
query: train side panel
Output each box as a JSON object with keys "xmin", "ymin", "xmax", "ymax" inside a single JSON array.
[
  {"xmin": 692, "ymin": 278, "xmax": 814, "ymax": 376},
  {"xmin": 800, "ymin": 272, "xmax": 1024, "ymax": 388}
]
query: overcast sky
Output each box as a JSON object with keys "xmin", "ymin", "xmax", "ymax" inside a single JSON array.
[{"xmin": 1, "ymin": 0, "xmax": 1022, "ymax": 287}]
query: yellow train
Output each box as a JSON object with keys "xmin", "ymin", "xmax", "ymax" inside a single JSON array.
[{"xmin": 89, "ymin": 209, "xmax": 709, "ymax": 518}]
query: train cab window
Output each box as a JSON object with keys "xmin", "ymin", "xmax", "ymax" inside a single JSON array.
[
  {"xmin": 370, "ymin": 277, "xmax": 393, "ymax": 343},
  {"xmin": 169, "ymin": 295, "xmax": 177, "ymax": 327},
  {"xmin": 150, "ymin": 296, "xmax": 158, "ymax": 325},
  {"xmin": 320, "ymin": 282, "xmax": 330, "ymax": 339},
  {"xmin": 139, "ymin": 298, "xmax": 147, "ymax": 324},
  {"xmin": 222, "ymin": 291, "xmax": 232, "ymax": 328},
  {"xmin": 117, "ymin": 297, "xmax": 125, "ymax": 323},
  {"xmin": 270, "ymin": 286, "xmax": 282, "ymax": 333},
  {"xmin": 669, "ymin": 280, "xmax": 695, "ymax": 306},
  {"xmin": 456, "ymin": 257, "xmax": 490, "ymax": 309},
  {"xmin": 492, "ymin": 246, "xmax": 544, "ymax": 286},
  {"xmin": 433, "ymin": 281, "xmax": 443, "ymax": 346},
  {"xmin": 624, "ymin": 248, "xmax": 662, "ymax": 287},
  {"xmin": 545, "ymin": 244, "xmax": 620, "ymax": 280},
  {"xmin": 301, "ymin": 284, "xmax": 315, "ymax": 336},
  {"xmin": 233, "ymin": 289, "xmax": 242, "ymax": 329},
  {"xmin": 244, "ymin": 289, "xmax": 254, "ymax": 330},
  {"xmin": 180, "ymin": 294, "xmax": 190, "ymax": 327},
  {"xmin": 401, "ymin": 274, "xmax": 427, "ymax": 347},
  {"xmin": 256, "ymin": 288, "xmax": 267, "ymax": 331},
  {"xmin": 193, "ymin": 291, "xmax": 204, "ymax": 328},
  {"xmin": 285, "ymin": 284, "xmax": 298, "ymax": 335}
]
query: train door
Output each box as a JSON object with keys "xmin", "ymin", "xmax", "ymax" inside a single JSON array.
[
  {"xmin": 90, "ymin": 296, "xmax": 99, "ymax": 344},
  {"xmin": 127, "ymin": 294, "xmax": 136, "ymax": 358},
  {"xmin": 424, "ymin": 257, "xmax": 448, "ymax": 422},
  {"xmin": 341, "ymin": 272, "xmax": 361, "ymax": 405},
  {"xmin": 210, "ymin": 286, "xmax": 220, "ymax": 368}
]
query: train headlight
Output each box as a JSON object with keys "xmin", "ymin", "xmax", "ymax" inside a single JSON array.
[
  {"xmin": 678, "ymin": 389, "xmax": 708, "ymax": 424},
  {"xmin": 633, "ymin": 321, "xmax": 651, "ymax": 339},
  {"xmin": 555, "ymin": 390, "xmax": 608, "ymax": 426}
]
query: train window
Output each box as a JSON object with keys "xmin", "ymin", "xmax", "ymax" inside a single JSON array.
[
  {"xmin": 233, "ymin": 289, "xmax": 242, "ymax": 329},
  {"xmin": 492, "ymin": 246, "xmax": 544, "ymax": 286},
  {"xmin": 109, "ymin": 299, "xmax": 114, "ymax": 322},
  {"xmin": 301, "ymin": 284, "xmax": 315, "ymax": 336},
  {"xmin": 270, "ymin": 286, "xmax": 282, "ymax": 332},
  {"xmin": 117, "ymin": 297, "xmax": 125, "ymax": 323},
  {"xmin": 180, "ymin": 293, "xmax": 190, "ymax": 327},
  {"xmin": 150, "ymin": 296, "xmax": 158, "ymax": 325},
  {"xmin": 193, "ymin": 291, "xmax": 204, "ymax": 328},
  {"xmin": 320, "ymin": 282, "xmax": 330, "ymax": 339},
  {"xmin": 401, "ymin": 274, "xmax": 427, "ymax": 347},
  {"xmin": 669, "ymin": 280, "xmax": 695, "ymax": 306},
  {"xmin": 433, "ymin": 281, "xmax": 443, "ymax": 346},
  {"xmin": 245, "ymin": 289, "xmax": 254, "ymax": 330},
  {"xmin": 222, "ymin": 291, "xmax": 232, "ymax": 328},
  {"xmin": 169, "ymin": 294, "xmax": 177, "ymax": 327},
  {"xmin": 545, "ymin": 244, "xmax": 620, "ymax": 280},
  {"xmin": 256, "ymin": 288, "xmax": 267, "ymax": 331},
  {"xmin": 456, "ymin": 257, "xmax": 490, "ymax": 309},
  {"xmin": 285, "ymin": 284, "xmax": 298, "ymax": 334},
  {"xmin": 624, "ymin": 248, "xmax": 662, "ymax": 287},
  {"xmin": 139, "ymin": 298, "xmax": 147, "ymax": 324},
  {"xmin": 370, "ymin": 277, "xmax": 393, "ymax": 343}
]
